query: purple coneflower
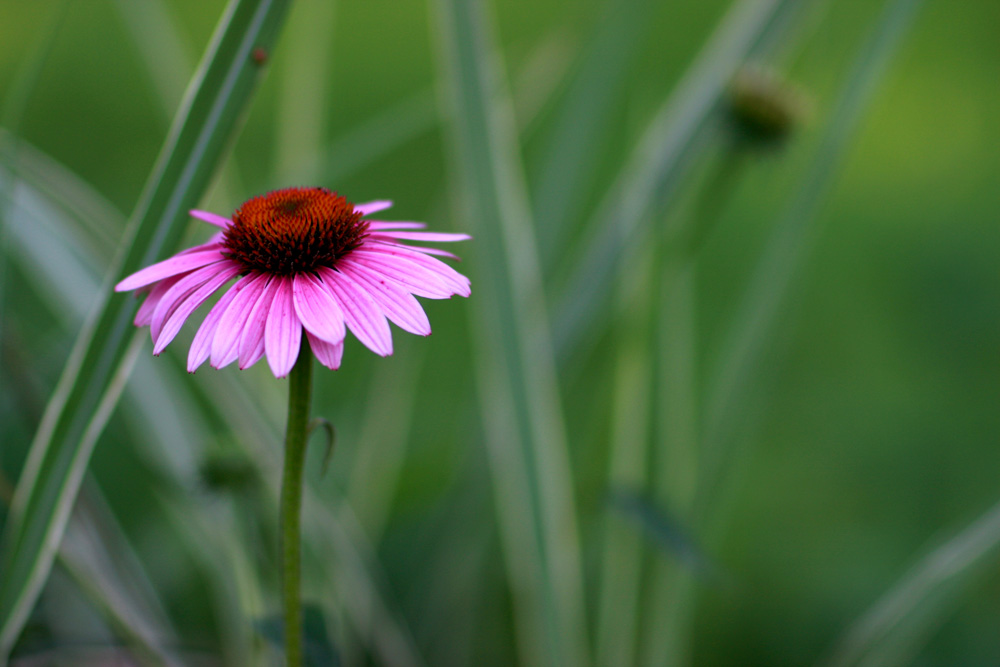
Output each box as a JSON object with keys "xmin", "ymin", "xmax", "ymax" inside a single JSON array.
[
  {"xmin": 115, "ymin": 187, "xmax": 470, "ymax": 377},
  {"xmin": 116, "ymin": 186, "xmax": 469, "ymax": 667}
]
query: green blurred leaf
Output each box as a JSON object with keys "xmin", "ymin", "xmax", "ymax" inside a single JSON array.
[
  {"xmin": 312, "ymin": 91, "xmax": 439, "ymax": 186},
  {"xmin": 609, "ymin": 489, "xmax": 716, "ymax": 578},
  {"xmin": 346, "ymin": 347, "xmax": 424, "ymax": 541},
  {"xmin": 432, "ymin": 0, "xmax": 587, "ymax": 664},
  {"xmin": 533, "ymin": 0, "xmax": 658, "ymax": 267},
  {"xmin": 274, "ymin": 0, "xmax": 337, "ymax": 182},
  {"xmin": 59, "ymin": 482, "xmax": 182, "ymax": 667},
  {"xmin": 111, "ymin": 0, "xmax": 194, "ymax": 122},
  {"xmin": 550, "ymin": 0, "xmax": 808, "ymax": 366},
  {"xmin": 594, "ymin": 246, "xmax": 656, "ymax": 667},
  {"xmin": 698, "ymin": 0, "xmax": 924, "ymax": 511},
  {"xmin": 0, "ymin": 0, "xmax": 292, "ymax": 657},
  {"xmin": 823, "ymin": 499, "xmax": 1000, "ymax": 667},
  {"xmin": 644, "ymin": 263, "xmax": 701, "ymax": 667}
]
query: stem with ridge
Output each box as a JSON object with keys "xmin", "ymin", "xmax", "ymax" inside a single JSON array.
[{"xmin": 281, "ymin": 338, "xmax": 313, "ymax": 667}]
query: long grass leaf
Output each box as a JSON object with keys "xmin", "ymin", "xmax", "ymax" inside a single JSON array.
[
  {"xmin": 698, "ymin": 0, "xmax": 924, "ymax": 512},
  {"xmin": 346, "ymin": 346, "xmax": 426, "ymax": 541},
  {"xmin": 550, "ymin": 0, "xmax": 806, "ymax": 365},
  {"xmin": 59, "ymin": 484, "xmax": 183, "ymax": 667},
  {"xmin": 109, "ymin": 0, "xmax": 248, "ymax": 228},
  {"xmin": 432, "ymin": 0, "xmax": 587, "ymax": 664},
  {"xmin": 1, "ymin": 189, "xmax": 180, "ymax": 665},
  {"xmin": 312, "ymin": 91, "xmax": 439, "ymax": 186},
  {"xmin": 595, "ymin": 245, "xmax": 656, "ymax": 667},
  {"xmin": 533, "ymin": 0, "xmax": 658, "ymax": 267},
  {"xmin": 822, "ymin": 499, "xmax": 1000, "ymax": 667},
  {"xmin": 641, "ymin": 259, "xmax": 702, "ymax": 667},
  {"xmin": 274, "ymin": 0, "xmax": 337, "ymax": 182},
  {"xmin": 4, "ymin": 162, "xmax": 209, "ymax": 483},
  {"xmin": 0, "ymin": 328, "xmax": 179, "ymax": 667},
  {"xmin": 308, "ymin": 29, "xmax": 572, "ymax": 188},
  {"xmin": 111, "ymin": 0, "xmax": 194, "ymax": 122},
  {"xmin": 0, "ymin": 1, "xmax": 69, "ymax": 421},
  {"xmin": 157, "ymin": 494, "xmax": 263, "ymax": 666},
  {"xmin": 0, "ymin": 0, "xmax": 292, "ymax": 656}
]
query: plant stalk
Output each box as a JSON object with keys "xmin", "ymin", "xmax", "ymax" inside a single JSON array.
[{"xmin": 281, "ymin": 338, "xmax": 313, "ymax": 667}]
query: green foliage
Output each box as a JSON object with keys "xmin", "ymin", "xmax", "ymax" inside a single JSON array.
[
  {"xmin": 2, "ymin": 0, "xmax": 1000, "ymax": 665},
  {"xmin": 0, "ymin": 0, "xmax": 292, "ymax": 658}
]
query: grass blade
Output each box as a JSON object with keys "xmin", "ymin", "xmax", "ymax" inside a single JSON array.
[
  {"xmin": 312, "ymin": 91, "xmax": 439, "ymax": 186},
  {"xmin": 698, "ymin": 0, "xmax": 924, "ymax": 512},
  {"xmin": 822, "ymin": 499, "xmax": 1000, "ymax": 667},
  {"xmin": 595, "ymin": 246, "xmax": 656, "ymax": 667},
  {"xmin": 0, "ymin": 0, "xmax": 292, "ymax": 656},
  {"xmin": 274, "ymin": 0, "xmax": 337, "ymax": 182},
  {"xmin": 643, "ymin": 263, "xmax": 701, "ymax": 667},
  {"xmin": 346, "ymin": 346, "xmax": 426, "ymax": 542},
  {"xmin": 111, "ymin": 0, "xmax": 194, "ymax": 122},
  {"xmin": 533, "ymin": 0, "xmax": 658, "ymax": 267},
  {"xmin": 1, "ymin": 187, "xmax": 180, "ymax": 666},
  {"xmin": 550, "ymin": 0, "xmax": 805, "ymax": 365},
  {"xmin": 432, "ymin": 0, "xmax": 587, "ymax": 664},
  {"xmin": 306, "ymin": 29, "xmax": 571, "ymax": 188},
  {"xmin": 60, "ymin": 483, "xmax": 182, "ymax": 667},
  {"xmin": 0, "ymin": 477, "xmax": 180, "ymax": 667}
]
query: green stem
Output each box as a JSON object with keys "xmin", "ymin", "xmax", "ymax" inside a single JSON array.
[{"xmin": 281, "ymin": 338, "xmax": 313, "ymax": 667}]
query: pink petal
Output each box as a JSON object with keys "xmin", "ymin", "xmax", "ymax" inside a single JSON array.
[
  {"xmin": 239, "ymin": 275, "xmax": 283, "ymax": 369},
  {"xmin": 366, "ymin": 221, "xmax": 427, "ymax": 231},
  {"xmin": 317, "ymin": 267, "xmax": 392, "ymax": 356},
  {"xmin": 265, "ymin": 276, "xmax": 303, "ymax": 378},
  {"xmin": 391, "ymin": 245, "xmax": 462, "ymax": 260},
  {"xmin": 150, "ymin": 260, "xmax": 239, "ymax": 341},
  {"xmin": 211, "ymin": 273, "xmax": 269, "ymax": 368},
  {"xmin": 355, "ymin": 200, "xmax": 392, "ymax": 216},
  {"xmin": 339, "ymin": 264, "xmax": 431, "ymax": 336},
  {"xmin": 342, "ymin": 255, "xmax": 454, "ymax": 299},
  {"xmin": 292, "ymin": 272, "xmax": 346, "ymax": 344},
  {"xmin": 150, "ymin": 269, "xmax": 210, "ymax": 342},
  {"xmin": 153, "ymin": 262, "xmax": 242, "ymax": 355},
  {"xmin": 307, "ymin": 331, "xmax": 343, "ymax": 370},
  {"xmin": 115, "ymin": 249, "xmax": 226, "ymax": 292},
  {"xmin": 349, "ymin": 247, "xmax": 470, "ymax": 298},
  {"xmin": 367, "ymin": 238, "xmax": 462, "ymax": 260},
  {"xmin": 189, "ymin": 209, "xmax": 233, "ymax": 229},
  {"xmin": 134, "ymin": 275, "xmax": 182, "ymax": 327},
  {"xmin": 367, "ymin": 230, "xmax": 471, "ymax": 243},
  {"xmin": 358, "ymin": 244, "xmax": 471, "ymax": 295},
  {"xmin": 188, "ymin": 276, "xmax": 248, "ymax": 372}
]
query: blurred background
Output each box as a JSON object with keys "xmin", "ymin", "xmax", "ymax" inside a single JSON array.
[{"xmin": 1, "ymin": 0, "xmax": 999, "ymax": 665}]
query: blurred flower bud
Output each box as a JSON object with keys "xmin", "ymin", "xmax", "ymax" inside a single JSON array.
[
  {"xmin": 199, "ymin": 454, "xmax": 260, "ymax": 495},
  {"xmin": 727, "ymin": 65, "xmax": 810, "ymax": 147}
]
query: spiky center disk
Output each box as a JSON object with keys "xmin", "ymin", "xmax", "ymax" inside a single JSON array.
[{"xmin": 222, "ymin": 187, "xmax": 367, "ymax": 275}]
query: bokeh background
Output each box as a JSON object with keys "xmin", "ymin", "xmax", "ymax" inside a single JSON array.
[{"xmin": 1, "ymin": 0, "xmax": 999, "ymax": 665}]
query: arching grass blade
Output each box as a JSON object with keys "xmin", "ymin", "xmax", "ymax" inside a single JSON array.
[{"xmin": 0, "ymin": 0, "xmax": 292, "ymax": 657}]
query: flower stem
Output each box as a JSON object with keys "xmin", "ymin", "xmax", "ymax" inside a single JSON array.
[{"xmin": 281, "ymin": 339, "xmax": 312, "ymax": 667}]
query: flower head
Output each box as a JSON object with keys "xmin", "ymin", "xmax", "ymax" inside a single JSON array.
[{"xmin": 116, "ymin": 187, "xmax": 470, "ymax": 378}]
